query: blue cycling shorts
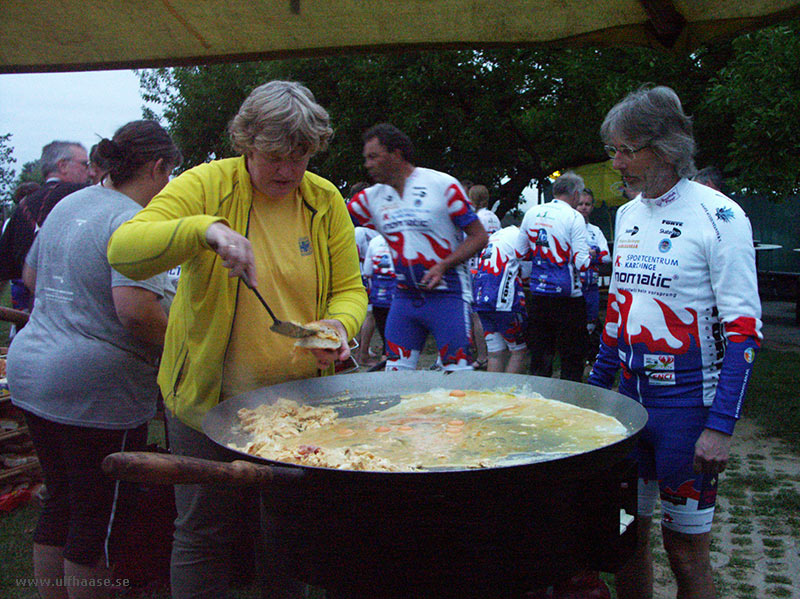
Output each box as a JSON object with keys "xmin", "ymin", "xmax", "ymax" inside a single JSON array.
[
  {"xmin": 635, "ymin": 406, "xmax": 718, "ymax": 534},
  {"xmin": 478, "ymin": 311, "xmax": 527, "ymax": 353},
  {"xmin": 384, "ymin": 292, "xmax": 472, "ymax": 371}
]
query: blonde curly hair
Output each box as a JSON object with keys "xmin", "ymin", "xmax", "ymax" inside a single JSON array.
[{"xmin": 228, "ymin": 80, "xmax": 333, "ymax": 158}]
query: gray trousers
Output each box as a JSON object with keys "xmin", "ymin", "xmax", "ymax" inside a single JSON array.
[{"xmin": 166, "ymin": 410, "xmax": 303, "ymax": 599}]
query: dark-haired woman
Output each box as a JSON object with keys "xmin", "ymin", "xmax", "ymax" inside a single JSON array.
[{"xmin": 7, "ymin": 120, "xmax": 182, "ymax": 598}]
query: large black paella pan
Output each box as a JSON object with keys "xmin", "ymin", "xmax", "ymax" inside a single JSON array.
[
  {"xmin": 207, "ymin": 371, "xmax": 646, "ymax": 596},
  {"xmin": 106, "ymin": 371, "xmax": 647, "ymax": 597}
]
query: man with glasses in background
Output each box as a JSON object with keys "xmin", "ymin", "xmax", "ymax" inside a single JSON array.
[
  {"xmin": 589, "ymin": 86, "xmax": 761, "ymax": 599},
  {"xmin": 0, "ymin": 141, "xmax": 90, "ymax": 327}
]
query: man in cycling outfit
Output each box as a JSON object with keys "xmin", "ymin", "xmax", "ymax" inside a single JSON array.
[
  {"xmin": 348, "ymin": 123, "xmax": 488, "ymax": 371},
  {"xmin": 589, "ymin": 86, "xmax": 762, "ymax": 599},
  {"xmin": 515, "ymin": 171, "xmax": 591, "ymax": 382}
]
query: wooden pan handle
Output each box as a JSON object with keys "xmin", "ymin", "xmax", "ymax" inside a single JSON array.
[
  {"xmin": 102, "ymin": 451, "xmax": 301, "ymax": 487},
  {"xmin": 0, "ymin": 305, "xmax": 29, "ymax": 326}
]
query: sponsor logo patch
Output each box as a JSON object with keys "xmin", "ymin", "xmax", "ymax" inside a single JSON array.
[
  {"xmin": 715, "ymin": 207, "xmax": 734, "ymax": 222},
  {"xmin": 644, "ymin": 354, "xmax": 675, "ymax": 371},
  {"xmin": 659, "ymin": 227, "xmax": 682, "ymax": 238},
  {"xmin": 647, "ymin": 371, "xmax": 676, "ymax": 386}
]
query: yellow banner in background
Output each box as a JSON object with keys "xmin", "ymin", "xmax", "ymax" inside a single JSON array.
[{"xmin": 572, "ymin": 160, "xmax": 628, "ymax": 207}]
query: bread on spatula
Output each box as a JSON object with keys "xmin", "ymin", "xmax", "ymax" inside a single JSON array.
[{"xmin": 294, "ymin": 322, "xmax": 341, "ymax": 350}]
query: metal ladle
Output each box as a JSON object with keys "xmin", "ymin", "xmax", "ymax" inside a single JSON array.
[{"xmin": 240, "ymin": 273, "xmax": 317, "ymax": 338}]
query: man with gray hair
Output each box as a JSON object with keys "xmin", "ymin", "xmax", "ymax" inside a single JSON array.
[
  {"xmin": 588, "ymin": 86, "xmax": 761, "ymax": 599},
  {"xmin": 692, "ymin": 165, "xmax": 726, "ymax": 194},
  {"xmin": 0, "ymin": 141, "xmax": 89, "ymax": 316},
  {"xmin": 514, "ymin": 171, "xmax": 590, "ymax": 381}
]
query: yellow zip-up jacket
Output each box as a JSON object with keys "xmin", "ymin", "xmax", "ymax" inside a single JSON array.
[{"xmin": 107, "ymin": 157, "xmax": 367, "ymax": 431}]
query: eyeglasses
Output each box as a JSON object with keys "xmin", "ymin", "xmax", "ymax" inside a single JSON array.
[
  {"xmin": 604, "ymin": 143, "xmax": 649, "ymax": 160},
  {"xmin": 62, "ymin": 157, "xmax": 90, "ymax": 168}
]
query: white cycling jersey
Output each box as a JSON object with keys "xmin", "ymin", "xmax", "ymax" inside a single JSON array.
[
  {"xmin": 515, "ymin": 198, "xmax": 590, "ymax": 297},
  {"xmin": 348, "ymin": 167, "xmax": 477, "ymax": 302},
  {"xmin": 363, "ymin": 234, "xmax": 396, "ymax": 308},
  {"xmin": 589, "ymin": 179, "xmax": 762, "ymax": 434},
  {"xmin": 354, "ymin": 226, "xmax": 379, "ymax": 273},
  {"xmin": 581, "ymin": 222, "xmax": 611, "ymax": 289},
  {"xmin": 472, "ymin": 226, "xmax": 525, "ymax": 313},
  {"xmin": 468, "ymin": 208, "xmax": 502, "ymax": 272},
  {"xmin": 476, "ymin": 208, "xmax": 501, "ymax": 235}
]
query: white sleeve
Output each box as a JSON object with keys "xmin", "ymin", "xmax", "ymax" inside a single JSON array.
[
  {"xmin": 514, "ymin": 212, "xmax": 532, "ymax": 259},
  {"xmin": 705, "ymin": 203, "xmax": 762, "ymax": 339},
  {"xmin": 362, "ymin": 241, "xmax": 375, "ymax": 278},
  {"xmin": 601, "ymin": 206, "xmax": 627, "ymax": 343},
  {"xmin": 25, "ymin": 235, "xmax": 41, "ymax": 269},
  {"xmin": 595, "ymin": 227, "xmax": 611, "ymax": 265},
  {"xmin": 571, "ymin": 212, "xmax": 590, "ymax": 272}
]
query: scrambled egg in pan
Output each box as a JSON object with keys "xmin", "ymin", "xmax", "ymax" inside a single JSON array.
[{"xmin": 232, "ymin": 389, "xmax": 627, "ymax": 472}]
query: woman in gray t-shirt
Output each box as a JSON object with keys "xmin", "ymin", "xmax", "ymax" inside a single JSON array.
[{"xmin": 6, "ymin": 120, "xmax": 182, "ymax": 595}]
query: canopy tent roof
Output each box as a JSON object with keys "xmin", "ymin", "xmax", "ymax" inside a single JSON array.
[{"xmin": 2, "ymin": 0, "xmax": 800, "ymax": 74}]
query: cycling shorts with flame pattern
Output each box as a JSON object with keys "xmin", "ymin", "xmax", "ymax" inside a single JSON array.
[
  {"xmin": 635, "ymin": 405, "xmax": 718, "ymax": 534},
  {"xmin": 477, "ymin": 310, "xmax": 528, "ymax": 353},
  {"xmin": 384, "ymin": 292, "xmax": 473, "ymax": 371}
]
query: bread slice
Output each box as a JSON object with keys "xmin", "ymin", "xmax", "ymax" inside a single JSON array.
[{"xmin": 294, "ymin": 323, "xmax": 341, "ymax": 350}]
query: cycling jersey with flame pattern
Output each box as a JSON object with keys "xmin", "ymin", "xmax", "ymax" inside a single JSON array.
[{"xmin": 589, "ymin": 178, "xmax": 762, "ymax": 435}]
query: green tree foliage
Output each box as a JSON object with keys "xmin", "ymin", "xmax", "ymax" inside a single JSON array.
[
  {"xmin": 0, "ymin": 133, "xmax": 17, "ymax": 205},
  {"xmin": 16, "ymin": 160, "xmax": 43, "ymax": 185},
  {"xmin": 139, "ymin": 63, "xmax": 271, "ymax": 167},
  {"xmin": 699, "ymin": 22, "xmax": 800, "ymax": 198},
  {"xmin": 139, "ymin": 21, "xmax": 800, "ymax": 214}
]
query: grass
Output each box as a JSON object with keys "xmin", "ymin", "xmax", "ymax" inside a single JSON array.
[
  {"xmin": 0, "ymin": 503, "xmax": 40, "ymax": 599},
  {"xmin": 0, "ymin": 283, "xmax": 12, "ymax": 341},
  {"xmin": 724, "ymin": 472, "xmax": 781, "ymax": 493},
  {"xmin": 726, "ymin": 524, "xmax": 753, "ymax": 535},
  {"xmin": 727, "ymin": 552, "xmax": 755, "ymax": 570},
  {"xmin": 746, "ymin": 348, "xmax": 800, "ymax": 453},
  {"xmin": 734, "ymin": 582, "xmax": 758, "ymax": 594},
  {"xmin": 754, "ymin": 488, "xmax": 800, "ymax": 514}
]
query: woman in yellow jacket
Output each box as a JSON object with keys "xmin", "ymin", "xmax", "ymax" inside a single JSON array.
[{"xmin": 107, "ymin": 80, "xmax": 366, "ymax": 599}]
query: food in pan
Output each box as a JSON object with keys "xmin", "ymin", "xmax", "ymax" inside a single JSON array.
[
  {"xmin": 231, "ymin": 388, "xmax": 627, "ymax": 472},
  {"xmin": 293, "ymin": 322, "xmax": 341, "ymax": 350}
]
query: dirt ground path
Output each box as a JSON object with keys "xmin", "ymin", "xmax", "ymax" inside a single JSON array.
[{"xmin": 651, "ymin": 417, "xmax": 800, "ymax": 598}]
